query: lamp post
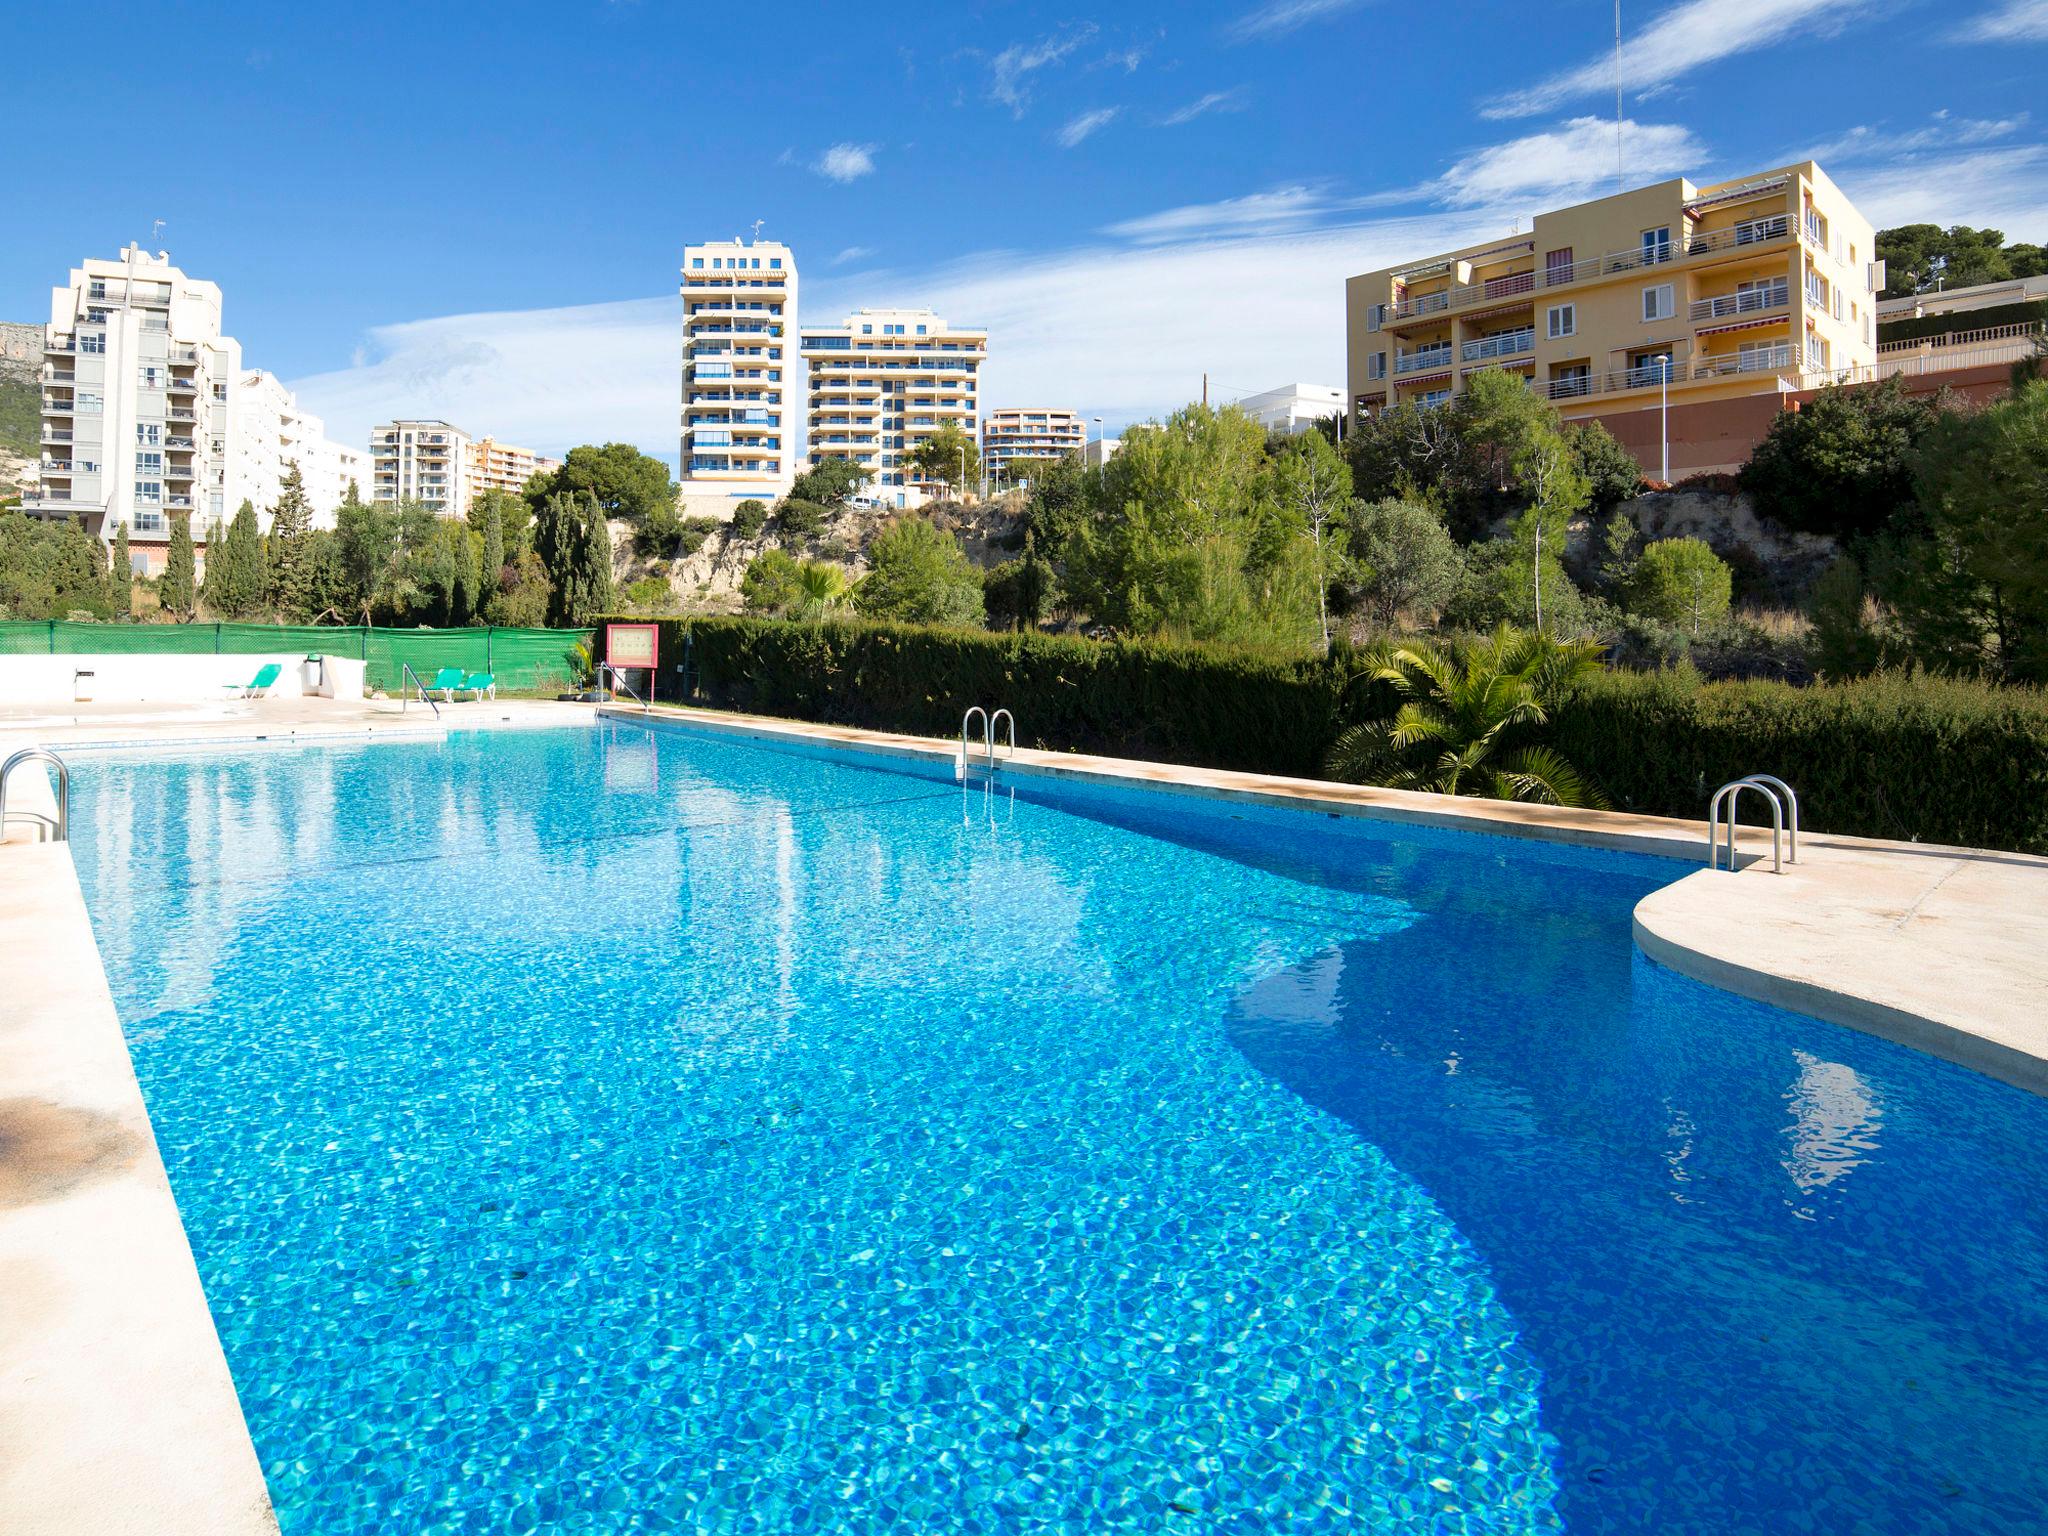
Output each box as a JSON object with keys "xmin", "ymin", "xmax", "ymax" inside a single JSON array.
[
  {"xmin": 1091, "ymin": 416, "xmax": 1103, "ymax": 466},
  {"xmin": 1658, "ymin": 354, "xmax": 1671, "ymax": 483}
]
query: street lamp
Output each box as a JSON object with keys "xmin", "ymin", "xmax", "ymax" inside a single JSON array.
[
  {"xmin": 1657, "ymin": 354, "xmax": 1671, "ymax": 483},
  {"xmin": 1090, "ymin": 415, "xmax": 1104, "ymax": 465}
]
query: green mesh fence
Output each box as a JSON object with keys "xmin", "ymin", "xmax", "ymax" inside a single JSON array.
[{"xmin": 0, "ymin": 623, "xmax": 593, "ymax": 694}]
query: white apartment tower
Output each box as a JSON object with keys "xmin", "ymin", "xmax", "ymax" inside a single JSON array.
[
  {"xmin": 30, "ymin": 245, "xmax": 243, "ymax": 560},
  {"xmin": 800, "ymin": 308, "xmax": 987, "ymax": 508},
  {"xmin": 982, "ymin": 408, "xmax": 1085, "ymax": 480},
  {"xmin": 369, "ymin": 420, "xmax": 473, "ymax": 518},
  {"xmin": 679, "ymin": 239, "xmax": 797, "ymax": 515},
  {"xmin": 232, "ymin": 370, "xmax": 369, "ymax": 530}
]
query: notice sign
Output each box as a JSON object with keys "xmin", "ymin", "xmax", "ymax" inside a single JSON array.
[{"xmin": 606, "ymin": 622, "xmax": 660, "ymax": 671}]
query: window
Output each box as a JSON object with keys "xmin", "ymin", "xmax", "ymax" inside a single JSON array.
[
  {"xmin": 1367, "ymin": 303, "xmax": 1384, "ymax": 332},
  {"xmin": 79, "ymin": 332, "xmax": 105, "ymax": 355},
  {"xmin": 1552, "ymin": 364, "xmax": 1592, "ymax": 399},
  {"xmin": 132, "ymin": 511, "xmax": 165, "ymax": 535},
  {"xmin": 1641, "ymin": 227, "xmax": 1672, "ymax": 265},
  {"xmin": 770, "ymin": 258, "xmax": 782, "ymax": 270},
  {"xmin": 1631, "ymin": 351, "xmax": 1673, "ymax": 386},
  {"xmin": 138, "ymin": 365, "xmax": 164, "ymax": 388},
  {"xmin": 136, "ymin": 480, "xmax": 162, "ymax": 503},
  {"xmin": 137, "ymin": 423, "xmax": 161, "ymax": 445},
  {"xmin": 77, "ymin": 391, "xmax": 103, "ymax": 415},
  {"xmin": 1807, "ymin": 270, "xmax": 1829, "ymax": 307},
  {"xmin": 1367, "ymin": 352, "xmax": 1386, "ymax": 380},
  {"xmin": 1642, "ymin": 284, "xmax": 1674, "ymax": 323},
  {"xmin": 691, "ymin": 258, "xmax": 703, "ymax": 269},
  {"xmin": 1808, "ymin": 334, "xmax": 1831, "ymax": 368},
  {"xmin": 1545, "ymin": 247, "xmax": 1575, "ymax": 285},
  {"xmin": 1417, "ymin": 388, "xmax": 1451, "ymax": 409},
  {"xmin": 1547, "ymin": 303, "xmax": 1576, "ymax": 339},
  {"xmin": 212, "ymin": 384, "xmax": 227, "ymax": 401}
]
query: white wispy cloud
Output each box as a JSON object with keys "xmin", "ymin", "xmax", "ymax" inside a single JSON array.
[
  {"xmin": 813, "ymin": 143, "xmax": 878, "ymax": 182},
  {"xmin": 1485, "ymin": 0, "xmax": 1865, "ymax": 119},
  {"xmin": 1056, "ymin": 107, "xmax": 1121, "ymax": 148},
  {"xmin": 1225, "ymin": 0, "xmax": 1370, "ymax": 41},
  {"xmin": 1800, "ymin": 111, "xmax": 2030, "ymax": 164},
  {"xmin": 1832, "ymin": 144, "xmax": 2048, "ymax": 235},
  {"xmin": 1162, "ymin": 88, "xmax": 1247, "ymax": 126},
  {"xmin": 1438, "ymin": 116, "xmax": 1706, "ymax": 206},
  {"xmin": 832, "ymin": 246, "xmax": 877, "ymax": 266},
  {"xmin": 1953, "ymin": 0, "xmax": 2048, "ymax": 40},
  {"xmin": 988, "ymin": 26, "xmax": 1097, "ymax": 116},
  {"xmin": 1102, "ymin": 185, "xmax": 1378, "ymax": 244}
]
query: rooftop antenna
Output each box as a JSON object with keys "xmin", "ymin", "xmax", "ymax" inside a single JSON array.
[
  {"xmin": 151, "ymin": 217, "xmax": 166, "ymax": 247},
  {"xmin": 750, "ymin": 218, "xmax": 766, "ymax": 243},
  {"xmin": 1614, "ymin": 0, "xmax": 1625, "ymax": 188}
]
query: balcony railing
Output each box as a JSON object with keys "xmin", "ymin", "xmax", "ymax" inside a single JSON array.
[
  {"xmin": 1390, "ymin": 288, "xmax": 1452, "ymax": 322},
  {"xmin": 166, "ymin": 436, "xmax": 195, "ymax": 449},
  {"xmin": 42, "ymin": 460, "xmax": 74, "ymax": 473},
  {"xmin": 46, "ymin": 336, "xmax": 75, "ymax": 353},
  {"xmin": 1394, "ymin": 346, "xmax": 1455, "ymax": 376},
  {"xmin": 1689, "ymin": 282, "xmax": 1790, "ymax": 322},
  {"xmin": 1461, "ymin": 328, "xmax": 1536, "ymax": 363},
  {"xmin": 1688, "ymin": 215, "xmax": 1792, "ymax": 258},
  {"xmin": 43, "ymin": 427, "xmax": 74, "ymax": 442},
  {"xmin": 1690, "ymin": 344, "xmax": 1795, "ymax": 381}
]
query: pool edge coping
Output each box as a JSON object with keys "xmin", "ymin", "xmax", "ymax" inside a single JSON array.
[
  {"xmin": 0, "ymin": 756, "xmax": 280, "ymax": 1535},
  {"xmin": 610, "ymin": 703, "xmax": 2048, "ymax": 1098}
]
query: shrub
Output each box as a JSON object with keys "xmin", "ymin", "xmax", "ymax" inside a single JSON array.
[
  {"xmin": 621, "ymin": 575, "xmax": 674, "ymax": 613},
  {"xmin": 1629, "ymin": 538, "xmax": 1733, "ymax": 631},
  {"xmin": 776, "ymin": 497, "xmax": 829, "ymax": 542},
  {"xmin": 854, "ymin": 516, "xmax": 985, "ymax": 628},
  {"xmin": 1739, "ymin": 377, "xmax": 1936, "ymax": 538},
  {"xmin": 730, "ymin": 499, "xmax": 769, "ymax": 540}
]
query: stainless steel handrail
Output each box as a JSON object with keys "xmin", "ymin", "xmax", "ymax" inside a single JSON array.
[
  {"xmin": 959, "ymin": 706, "xmax": 989, "ymax": 781},
  {"xmin": 1708, "ymin": 776, "xmax": 1795, "ymax": 873},
  {"xmin": 400, "ymin": 662, "xmax": 440, "ymax": 718},
  {"xmin": 989, "ymin": 709, "xmax": 1016, "ymax": 772},
  {"xmin": 1, "ymin": 746, "xmax": 69, "ymax": 843},
  {"xmin": 598, "ymin": 663, "xmax": 649, "ymax": 712}
]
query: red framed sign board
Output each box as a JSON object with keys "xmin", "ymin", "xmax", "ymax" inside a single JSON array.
[{"xmin": 606, "ymin": 623, "xmax": 660, "ymax": 671}]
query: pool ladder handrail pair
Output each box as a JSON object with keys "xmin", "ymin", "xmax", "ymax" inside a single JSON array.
[
  {"xmin": 0, "ymin": 746, "xmax": 69, "ymax": 844},
  {"xmin": 958, "ymin": 707, "xmax": 1016, "ymax": 781},
  {"xmin": 1707, "ymin": 774, "xmax": 1799, "ymax": 873}
]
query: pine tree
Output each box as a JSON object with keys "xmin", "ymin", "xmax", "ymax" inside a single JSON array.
[
  {"xmin": 162, "ymin": 511, "xmax": 196, "ymax": 620},
  {"xmin": 267, "ymin": 462, "xmax": 317, "ymax": 620},
  {"xmin": 109, "ymin": 524, "xmax": 131, "ymax": 619}
]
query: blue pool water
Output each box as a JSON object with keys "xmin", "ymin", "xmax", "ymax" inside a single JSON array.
[{"xmin": 67, "ymin": 722, "xmax": 2048, "ymax": 1535}]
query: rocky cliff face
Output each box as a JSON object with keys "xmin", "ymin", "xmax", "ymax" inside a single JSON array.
[
  {"xmin": 1, "ymin": 321, "xmax": 41, "ymax": 500},
  {"xmin": 1624, "ymin": 487, "xmax": 1840, "ymax": 605}
]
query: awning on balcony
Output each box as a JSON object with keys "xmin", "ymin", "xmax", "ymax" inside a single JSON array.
[
  {"xmin": 1694, "ymin": 313, "xmax": 1791, "ymax": 339},
  {"xmin": 1461, "ymin": 300, "xmax": 1537, "ymax": 325}
]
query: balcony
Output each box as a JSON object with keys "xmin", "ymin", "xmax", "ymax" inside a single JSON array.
[
  {"xmin": 1690, "ymin": 343, "xmax": 1794, "ymax": 381},
  {"xmin": 1394, "ymin": 345, "xmax": 1455, "ymax": 377},
  {"xmin": 167, "ymin": 376, "xmax": 199, "ymax": 394},
  {"xmin": 1390, "ymin": 288, "xmax": 1452, "ymax": 322},
  {"xmin": 1689, "ymin": 282, "xmax": 1789, "ymax": 322},
  {"xmin": 41, "ymin": 460, "xmax": 74, "ymax": 474},
  {"xmin": 46, "ymin": 335, "xmax": 75, "ymax": 354},
  {"xmin": 42, "ymin": 427, "xmax": 74, "ymax": 443},
  {"xmin": 1687, "ymin": 215, "xmax": 1792, "ymax": 260},
  {"xmin": 166, "ymin": 436, "xmax": 195, "ymax": 450},
  {"xmin": 1461, "ymin": 328, "xmax": 1535, "ymax": 363},
  {"xmin": 168, "ymin": 408, "xmax": 197, "ymax": 422}
]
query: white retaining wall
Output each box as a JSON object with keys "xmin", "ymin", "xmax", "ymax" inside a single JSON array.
[{"xmin": 0, "ymin": 653, "xmax": 368, "ymax": 706}]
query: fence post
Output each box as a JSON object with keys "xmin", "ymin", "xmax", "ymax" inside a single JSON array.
[
  {"xmin": 215, "ymin": 622, "xmax": 223, "ymax": 654},
  {"xmin": 48, "ymin": 620, "xmax": 56, "ymax": 655},
  {"xmin": 487, "ymin": 627, "xmax": 494, "ymax": 676}
]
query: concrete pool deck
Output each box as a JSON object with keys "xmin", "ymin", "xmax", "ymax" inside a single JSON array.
[{"xmin": 1, "ymin": 695, "xmax": 2044, "ymax": 1531}]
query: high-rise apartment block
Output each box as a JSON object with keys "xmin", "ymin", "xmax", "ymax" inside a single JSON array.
[
  {"xmin": 982, "ymin": 408, "xmax": 1084, "ymax": 480},
  {"xmin": 470, "ymin": 436, "xmax": 562, "ymax": 497},
  {"xmin": 29, "ymin": 246, "xmax": 243, "ymax": 560},
  {"xmin": 369, "ymin": 421, "xmax": 473, "ymax": 518},
  {"xmin": 232, "ymin": 370, "xmax": 368, "ymax": 531},
  {"xmin": 800, "ymin": 308, "xmax": 986, "ymax": 508},
  {"xmin": 1345, "ymin": 162, "xmax": 1881, "ymax": 474},
  {"xmin": 679, "ymin": 239, "xmax": 797, "ymax": 515}
]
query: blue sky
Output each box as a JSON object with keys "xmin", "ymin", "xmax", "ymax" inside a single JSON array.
[{"xmin": 11, "ymin": 0, "xmax": 2048, "ymax": 463}]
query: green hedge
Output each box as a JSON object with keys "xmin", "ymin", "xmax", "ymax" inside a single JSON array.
[
  {"xmin": 618, "ymin": 616, "xmax": 1345, "ymax": 777},
  {"xmin": 1549, "ymin": 669, "xmax": 2048, "ymax": 853},
  {"xmin": 606, "ymin": 616, "xmax": 2048, "ymax": 853}
]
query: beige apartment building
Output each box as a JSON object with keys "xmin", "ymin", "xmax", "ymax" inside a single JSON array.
[
  {"xmin": 1345, "ymin": 162, "xmax": 1882, "ymax": 474},
  {"xmin": 800, "ymin": 308, "xmax": 986, "ymax": 508},
  {"xmin": 470, "ymin": 435, "xmax": 561, "ymax": 496},
  {"xmin": 982, "ymin": 408, "xmax": 1084, "ymax": 480}
]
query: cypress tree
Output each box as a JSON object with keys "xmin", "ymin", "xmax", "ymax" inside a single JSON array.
[
  {"xmin": 162, "ymin": 511, "xmax": 196, "ymax": 619},
  {"xmin": 267, "ymin": 462, "xmax": 317, "ymax": 620},
  {"xmin": 109, "ymin": 524, "xmax": 131, "ymax": 618},
  {"xmin": 575, "ymin": 491, "xmax": 615, "ymax": 623},
  {"xmin": 480, "ymin": 497, "xmax": 505, "ymax": 620},
  {"xmin": 197, "ymin": 518, "xmax": 225, "ymax": 614},
  {"xmin": 214, "ymin": 501, "xmax": 269, "ymax": 619}
]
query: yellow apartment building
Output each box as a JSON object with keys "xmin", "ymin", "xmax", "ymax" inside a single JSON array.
[
  {"xmin": 1344, "ymin": 163, "xmax": 1882, "ymax": 474},
  {"xmin": 470, "ymin": 436, "xmax": 561, "ymax": 497}
]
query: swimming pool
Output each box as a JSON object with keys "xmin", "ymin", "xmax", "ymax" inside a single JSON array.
[{"xmin": 68, "ymin": 721, "xmax": 2048, "ymax": 1535}]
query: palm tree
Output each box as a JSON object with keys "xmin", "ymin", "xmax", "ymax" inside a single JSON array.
[
  {"xmin": 1324, "ymin": 626, "xmax": 1608, "ymax": 807},
  {"xmin": 790, "ymin": 559, "xmax": 852, "ymax": 620}
]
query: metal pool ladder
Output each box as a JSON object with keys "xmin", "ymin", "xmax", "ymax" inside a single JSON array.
[
  {"xmin": 958, "ymin": 707, "xmax": 1016, "ymax": 781},
  {"xmin": 598, "ymin": 663, "xmax": 650, "ymax": 712},
  {"xmin": 399, "ymin": 661, "xmax": 440, "ymax": 718},
  {"xmin": 0, "ymin": 746, "xmax": 69, "ymax": 844},
  {"xmin": 1708, "ymin": 774, "xmax": 1799, "ymax": 873}
]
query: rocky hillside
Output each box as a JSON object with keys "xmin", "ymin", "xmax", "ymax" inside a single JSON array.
[
  {"xmin": 619, "ymin": 493, "xmax": 1030, "ymax": 611},
  {"xmin": 0, "ymin": 322, "xmax": 40, "ymax": 501}
]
